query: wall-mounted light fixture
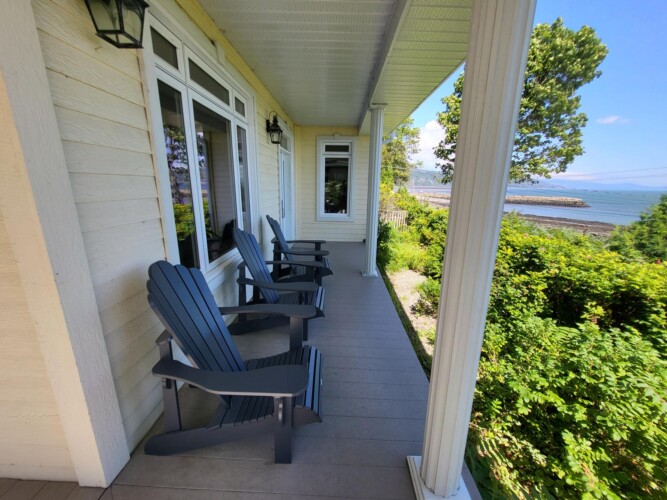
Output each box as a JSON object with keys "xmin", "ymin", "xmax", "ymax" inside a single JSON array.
[
  {"xmin": 84, "ymin": 0, "xmax": 149, "ymax": 49},
  {"xmin": 266, "ymin": 112, "xmax": 284, "ymax": 145}
]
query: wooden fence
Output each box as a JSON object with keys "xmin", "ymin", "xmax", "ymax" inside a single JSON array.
[{"xmin": 380, "ymin": 210, "xmax": 408, "ymax": 228}]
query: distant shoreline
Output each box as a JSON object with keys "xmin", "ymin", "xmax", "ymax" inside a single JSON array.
[
  {"xmin": 416, "ymin": 192, "xmax": 589, "ymax": 208},
  {"xmin": 414, "ymin": 193, "xmax": 615, "ymax": 236}
]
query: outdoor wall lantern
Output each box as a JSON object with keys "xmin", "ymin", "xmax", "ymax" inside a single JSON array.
[
  {"xmin": 84, "ymin": 0, "xmax": 149, "ymax": 49},
  {"xmin": 266, "ymin": 112, "xmax": 284, "ymax": 145}
]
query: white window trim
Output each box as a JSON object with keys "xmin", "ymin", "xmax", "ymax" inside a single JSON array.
[
  {"xmin": 141, "ymin": 13, "xmax": 259, "ymax": 277},
  {"xmin": 317, "ymin": 136, "xmax": 356, "ymax": 222}
]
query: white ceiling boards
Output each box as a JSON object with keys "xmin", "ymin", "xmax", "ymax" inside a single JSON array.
[{"xmin": 199, "ymin": 0, "xmax": 470, "ymax": 134}]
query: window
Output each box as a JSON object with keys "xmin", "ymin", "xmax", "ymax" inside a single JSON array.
[
  {"xmin": 146, "ymin": 18, "xmax": 254, "ymax": 272},
  {"xmin": 317, "ymin": 137, "xmax": 354, "ymax": 221}
]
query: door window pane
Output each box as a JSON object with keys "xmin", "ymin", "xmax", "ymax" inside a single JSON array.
[
  {"xmin": 237, "ymin": 126, "xmax": 251, "ymax": 231},
  {"xmin": 157, "ymin": 81, "xmax": 198, "ymax": 267},
  {"xmin": 193, "ymin": 101, "xmax": 236, "ymax": 263},
  {"xmin": 324, "ymin": 158, "xmax": 349, "ymax": 214}
]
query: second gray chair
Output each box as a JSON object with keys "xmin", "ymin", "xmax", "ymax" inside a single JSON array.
[{"xmin": 233, "ymin": 227, "xmax": 325, "ymax": 348}]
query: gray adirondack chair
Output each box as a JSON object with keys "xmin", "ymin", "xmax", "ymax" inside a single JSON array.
[
  {"xmin": 145, "ymin": 260, "xmax": 322, "ymax": 463},
  {"xmin": 266, "ymin": 215, "xmax": 333, "ymax": 285},
  {"xmin": 233, "ymin": 227, "xmax": 325, "ymax": 346}
]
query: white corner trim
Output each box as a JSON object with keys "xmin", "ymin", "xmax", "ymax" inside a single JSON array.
[
  {"xmin": 0, "ymin": 2, "xmax": 129, "ymax": 487},
  {"xmin": 408, "ymin": 457, "xmax": 471, "ymax": 500}
]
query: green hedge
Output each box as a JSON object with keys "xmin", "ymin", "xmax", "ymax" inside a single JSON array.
[{"xmin": 379, "ymin": 193, "xmax": 667, "ymax": 498}]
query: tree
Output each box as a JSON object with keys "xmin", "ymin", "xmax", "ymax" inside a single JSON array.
[
  {"xmin": 435, "ymin": 18, "xmax": 608, "ymax": 183},
  {"xmin": 608, "ymin": 194, "xmax": 667, "ymax": 262},
  {"xmin": 381, "ymin": 118, "xmax": 422, "ymax": 186}
]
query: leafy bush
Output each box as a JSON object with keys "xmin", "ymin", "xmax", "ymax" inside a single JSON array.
[
  {"xmin": 608, "ymin": 194, "xmax": 667, "ymax": 262},
  {"xmin": 471, "ymin": 317, "xmax": 666, "ymax": 498},
  {"xmin": 384, "ymin": 192, "xmax": 667, "ymax": 498}
]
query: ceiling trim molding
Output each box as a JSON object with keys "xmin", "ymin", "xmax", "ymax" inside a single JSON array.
[{"xmin": 357, "ymin": 0, "xmax": 413, "ymax": 128}]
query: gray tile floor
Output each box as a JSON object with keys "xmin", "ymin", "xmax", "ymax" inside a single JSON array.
[{"xmin": 1, "ymin": 243, "xmax": 480, "ymax": 499}]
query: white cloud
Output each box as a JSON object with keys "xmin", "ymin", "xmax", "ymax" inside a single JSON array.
[
  {"xmin": 412, "ymin": 120, "xmax": 444, "ymax": 170},
  {"xmin": 596, "ymin": 115, "xmax": 628, "ymax": 125}
]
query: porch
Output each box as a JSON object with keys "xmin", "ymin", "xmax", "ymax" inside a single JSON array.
[{"xmin": 0, "ymin": 243, "xmax": 476, "ymax": 499}]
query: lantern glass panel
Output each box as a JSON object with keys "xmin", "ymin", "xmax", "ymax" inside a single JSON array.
[{"xmin": 89, "ymin": 0, "xmax": 120, "ymax": 31}]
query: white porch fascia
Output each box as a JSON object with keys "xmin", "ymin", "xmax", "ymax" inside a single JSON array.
[
  {"xmin": 409, "ymin": 0, "xmax": 536, "ymax": 498},
  {"xmin": 0, "ymin": 2, "xmax": 129, "ymax": 487}
]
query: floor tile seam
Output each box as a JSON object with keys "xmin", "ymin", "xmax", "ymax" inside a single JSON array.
[
  {"xmin": 113, "ymin": 459, "xmax": 414, "ymax": 477},
  {"xmin": 112, "ymin": 483, "xmax": 372, "ymax": 499}
]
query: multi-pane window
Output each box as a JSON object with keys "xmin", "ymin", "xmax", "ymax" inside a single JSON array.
[
  {"xmin": 149, "ymin": 21, "xmax": 253, "ymax": 271},
  {"xmin": 317, "ymin": 138, "xmax": 354, "ymax": 220}
]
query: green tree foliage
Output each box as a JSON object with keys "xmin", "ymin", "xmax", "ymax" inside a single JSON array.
[
  {"xmin": 381, "ymin": 118, "xmax": 422, "ymax": 186},
  {"xmin": 381, "ymin": 194, "xmax": 667, "ymax": 498},
  {"xmin": 435, "ymin": 18, "xmax": 608, "ymax": 183},
  {"xmin": 608, "ymin": 194, "xmax": 667, "ymax": 262}
]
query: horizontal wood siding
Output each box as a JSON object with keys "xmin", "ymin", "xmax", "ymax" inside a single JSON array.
[
  {"xmin": 32, "ymin": 0, "xmax": 165, "ymax": 451},
  {"xmin": 297, "ymin": 127, "xmax": 370, "ymax": 241},
  {"xmin": 0, "ymin": 216, "xmax": 76, "ymax": 481}
]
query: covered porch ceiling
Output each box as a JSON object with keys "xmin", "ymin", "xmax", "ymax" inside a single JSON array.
[{"xmin": 198, "ymin": 0, "xmax": 471, "ymax": 135}]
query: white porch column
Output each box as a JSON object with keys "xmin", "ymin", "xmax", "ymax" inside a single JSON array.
[
  {"xmin": 408, "ymin": 0, "xmax": 536, "ymax": 498},
  {"xmin": 363, "ymin": 105, "xmax": 385, "ymax": 277}
]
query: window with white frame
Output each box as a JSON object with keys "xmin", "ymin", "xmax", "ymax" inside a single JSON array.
[
  {"xmin": 146, "ymin": 20, "xmax": 253, "ymax": 272},
  {"xmin": 317, "ymin": 137, "xmax": 354, "ymax": 220}
]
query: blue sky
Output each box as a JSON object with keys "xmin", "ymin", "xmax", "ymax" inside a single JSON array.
[{"xmin": 410, "ymin": 0, "xmax": 667, "ymax": 188}]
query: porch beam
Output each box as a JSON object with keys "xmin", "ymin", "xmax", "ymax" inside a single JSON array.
[
  {"xmin": 0, "ymin": 1, "xmax": 129, "ymax": 486},
  {"xmin": 363, "ymin": 105, "xmax": 386, "ymax": 277},
  {"xmin": 409, "ymin": 0, "xmax": 536, "ymax": 498}
]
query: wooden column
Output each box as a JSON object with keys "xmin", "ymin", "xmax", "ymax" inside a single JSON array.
[
  {"xmin": 363, "ymin": 105, "xmax": 385, "ymax": 277},
  {"xmin": 408, "ymin": 0, "xmax": 536, "ymax": 497}
]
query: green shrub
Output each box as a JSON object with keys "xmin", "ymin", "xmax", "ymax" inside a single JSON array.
[
  {"xmin": 608, "ymin": 194, "xmax": 667, "ymax": 262},
  {"xmin": 384, "ymin": 191, "xmax": 667, "ymax": 497},
  {"xmin": 471, "ymin": 317, "xmax": 666, "ymax": 498}
]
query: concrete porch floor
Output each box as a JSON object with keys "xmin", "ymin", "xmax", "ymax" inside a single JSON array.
[{"xmin": 1, "ymin": 243, "xmax": 479, "ymax": 499}]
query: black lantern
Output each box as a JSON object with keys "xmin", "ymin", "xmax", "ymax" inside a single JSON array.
[
  {"xmin": 266, "ymin": 112, "xmax": 283, "ymax": 145},
  {"xmin": 84, "ymin": 0, "xmax": 149, "ymax": 49}
]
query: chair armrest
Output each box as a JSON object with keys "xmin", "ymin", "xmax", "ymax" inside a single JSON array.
[
  {"xmin": 237, "ymin": 277, "xmax": 319, "ymax": 293},
  {"xmin": 281, "ymin": 248, "xmax": 329, "ymax": 257},
  {"xmin": 155, "ymin": 330, "xmax": 172, "ymax": 346},
  {"xmin": 218, "ymin": 303, "xmax": 317, "ymax": 319},
  {"xmin": 265, "ymin": 260, "xmax": 327, "ymax": 269},
  {"xmin": 152, "ymin": 359, "xmax": 308, "ymax": 397},
  {"xmin": 287, "ymin": 239, "xmax": 327, "ymax": 245}
]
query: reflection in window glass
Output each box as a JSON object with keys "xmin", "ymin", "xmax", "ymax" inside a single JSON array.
[
  {"xmin": 234, "ymin": 97, "xmax": 245, "ymax": 116},
  {"xmin": 193, "ymin": 101, "xmax": 236, "ymax": 263},
  {"xmin": 157, "ymin": 81, "xmax": 198, "ymax": 267},
  {"xmin": 151, "ymin": 28, "xmax": 178, "ymax": 69},
  {"xmin": 324, "ymin": 157, "xmax": 349, "ymax": 214},
  {"xmin": 189, "ymin": 60, "xmax": 230, "ymax": 105},
  {"xmin": 237, "ymin": 126, "xmax": 251, "ymax": 231}
]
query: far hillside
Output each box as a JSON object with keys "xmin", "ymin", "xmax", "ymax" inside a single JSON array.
[{"xmin": 408, "ymin": 168, "xmax": 444, "ymax": 187}]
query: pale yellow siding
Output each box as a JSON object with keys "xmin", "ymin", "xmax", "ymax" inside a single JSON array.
[
  {"xmin": 31, "ymin": 0, "xmax": 300, "ymax": 453},
  {"xmin": 296, "ymin": 126, "xmax": 370, "ymax": 241},
  {"xmin": 0, "ymin": 216, "xmax": 75, "ymax": 481},
  {"xmin": 32, "ymin": 0, "xmax": 166, "ymax": 450}
]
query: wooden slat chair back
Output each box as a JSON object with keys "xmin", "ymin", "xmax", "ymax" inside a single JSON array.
[
  {"xmin": 148, "ymin": 260, "xmax": 245, "ymax": 373},
  {"xmin": 145, "ymin": 260, "xmax": 322, "ymax": 462},
  {"xmin": 265, "ymin": 215, "xmax": 333, "ymax": 285},
  {"xmin": 266, "ymin": 214, "xmax": 296, "ymax": 262},
  {"xmin": 232, "ymin": 227, "xmax": 280, "ymax": 304}
]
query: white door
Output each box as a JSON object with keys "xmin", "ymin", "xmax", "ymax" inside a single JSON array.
[{"xmin": 279, "ymin": 146, "xmax": 294, "ymax": 239}]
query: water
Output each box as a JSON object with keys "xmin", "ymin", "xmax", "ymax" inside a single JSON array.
[{"xmin": 408, "ymin": 186, "xmax": 665, "ymax": 226}]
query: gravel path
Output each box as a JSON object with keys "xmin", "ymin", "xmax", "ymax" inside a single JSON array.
[{"xmin": 387, "ymin": 269, "xmax": 436, "ymax": 356}]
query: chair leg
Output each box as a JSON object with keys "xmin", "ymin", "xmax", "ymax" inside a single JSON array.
[
  {"xmin": 274, "ymin": 397, "xmax": 293, "ymax": 464},
  {"xmin": 289, "ymin": 317, "xmax": 304, "ymax": 349},
  {"xmin": 158, "ymin": 337, "xmax": 181, "ymax": 432}
]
